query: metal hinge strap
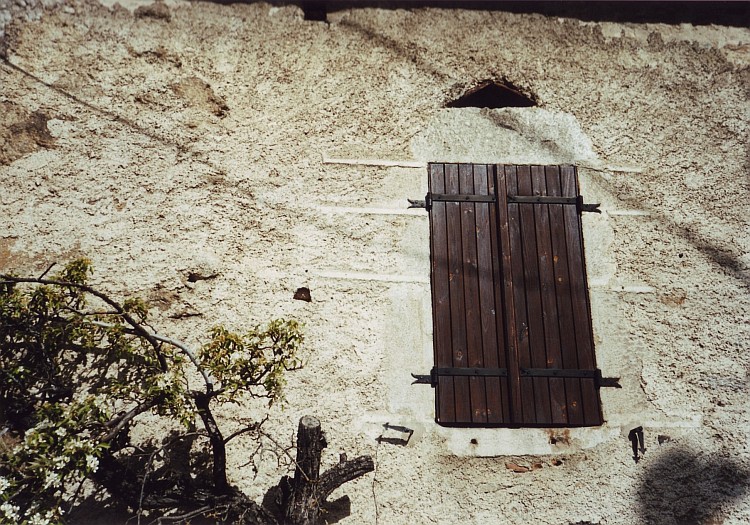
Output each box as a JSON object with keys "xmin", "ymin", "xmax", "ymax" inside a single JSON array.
[
  {"xmin": 414, "ymin": 367, "xmax": 619, "ymax": 388},
  {"xmin": 430, "ymin": 193, "xmax": 496, "ymax": 204},
  {"xmin": 507, "ymin": 195, "xmax": 601, "ymax": 214},
  {"xmin": 520, "ymin": 368, "xmax": 621, "ymax": 388},
  {"xmin": 412, "ymin": 367, "xmax": 508, "ymax": 387},
  {"xmin": 408, "ymin": 193, "xmax": 495, "ymax": 211},
  {"xmin": 508, "ymin": 195, "xmax": 578, "ymax": 205},
  {"xmin": 435, "ymin": 367, "xmax": 508, "ymax": 377},
  {"xmin": 520, "ymin": 367, "xmax": 598, "ymax": 378}
]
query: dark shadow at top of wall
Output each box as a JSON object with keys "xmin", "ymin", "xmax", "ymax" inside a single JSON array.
[{"xmin": 238, "ymin": 1, "xmax": 750, "ymax": 28}]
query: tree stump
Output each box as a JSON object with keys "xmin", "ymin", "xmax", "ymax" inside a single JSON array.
[{"xmin": 281, "ymin": 416, "xmax": 374, "ymax": 525}]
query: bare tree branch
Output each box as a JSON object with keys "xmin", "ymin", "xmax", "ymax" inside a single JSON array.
[
  {"xmin": 223, "ymin": 415, "xmax": 268, "ymax": 445},
  {"xmin": 38, "ymin": 263, "xmax": 56, "ymax": 280},
  {"xmin": 317, "ymin": 456, "xmax": 375, "ymax": 502},
  {"xmin": 150, "ymin": 506, "xmax": 211, "ymax": 525},
  {"xmin": 103, "ymin": 398, "xmax": 163, "ymax": 443},
  {"xmin": 258, "ymin": 429, "xmax": 311, "ymax": 483},
  {"xmin": 86, "ymin": 319, "xmax": 214, "ymax": 394}
]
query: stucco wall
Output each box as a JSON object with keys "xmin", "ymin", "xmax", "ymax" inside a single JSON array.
[{"xmin": 1, "ymin": 1, "xmax": 749, "ymax": 523}]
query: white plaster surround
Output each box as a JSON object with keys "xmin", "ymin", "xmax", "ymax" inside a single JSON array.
[{"xmin": 358, "ymin": 106, "xmax": 702, "ymax": 456}]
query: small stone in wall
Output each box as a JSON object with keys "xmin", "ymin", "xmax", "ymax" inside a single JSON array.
[
  {"xmin": 548, "ymin": 429, "xmax": 571, "ymax": 446},
  {"xmin": 187, "ymin": 271, "xmax": 218, "ymax": 283},
  {"xmin": 506, "ymin": 461, "xmax": 544, "ymax": 473},
  {"xmin": 0, "ymin": 103, "xmax": 56, "ymax": 165},
  {"xmin": 171, "ymin": 76, "xmax": 229, "ymax": 117},
  {"xmin": 134, "ymin": 1, "xmax": 171, "ymax": 21},
  {"xmin": 294, "ymin": 287, "xmax": 311, "ymax": 302},
  {"xmin": 505, "ymin": 462, "xmax": 530, "ymax": 473}
]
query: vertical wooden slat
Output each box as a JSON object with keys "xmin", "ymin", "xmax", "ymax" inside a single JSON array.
[
  {"xmin": 459, "ymin": 164, "xmax": 487, "ymax": 424},
  {"xmin": 517, "ymin": 166, "xmax": 554, "ymax": 425},
  {"xmin": 503, "ymin": 165, "xmax": 538, "ymax": 424},
  {"xmin": 546, "ymin": 166, "xmax": 585, "ymax": 426},
  {"xmin": 561, "ymin": 165, "xmax": 602, "ymax": 426},
  {"xmin": 486, "ymin": 166, "xmax": 510, "ymax": 424},
  {"xmin": 446, "ymin": 164, "xmax": 472, "ymax": 423},
  {"xmin": 534, "ymin": 166, "xmax": 567, "ymax": 425},
  {"xmin": 495, "ymin": 165, "xmax": 522, "ymax": 423},
  {"xmin": 474, "ymin": 164, "xmax": 504, "ymax": 423},
  {"xmin": 429, "ymin": 163, "xmax": 455, "ymax": 424}
]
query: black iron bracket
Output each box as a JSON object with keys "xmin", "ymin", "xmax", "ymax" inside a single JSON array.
[
  {"xmin": 628, "ymin": 426, "xmax": 646, "ymax": 463},
  {"xmin": 377, "ymin": 422, "xmax": 415, "ymax": 446},
  {"xmin": 597, "ymin": 374, "xmax": 622, "ymax": 388},
  {"xmin": 577, "ymin": 197, "xmax": 602, "ymax": 214},
  {"xmin": 411, "ymin": 371, "xmax": 435, "ymax": 386}
]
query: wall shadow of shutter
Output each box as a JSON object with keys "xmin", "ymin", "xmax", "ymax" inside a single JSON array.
[{"xmin": 428, "ymin": 163, "xmax": 603, "ymax": 428}]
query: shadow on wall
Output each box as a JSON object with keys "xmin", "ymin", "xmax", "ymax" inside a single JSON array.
[
  {"xmin": 637, "ymin": 448, "xmax": 750, "ymax": 525},
  {"xmin": 253, "ymin": 1, "xmax": 750, "ymax": 28},
  {"xmin": 590, "ymin": 174, "xmax": 750, "ymax": 292}
]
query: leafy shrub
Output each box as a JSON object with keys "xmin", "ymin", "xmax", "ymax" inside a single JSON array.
[{"xmin": 0, "ymin": 259, "xmax": 302, "ymax": 524}]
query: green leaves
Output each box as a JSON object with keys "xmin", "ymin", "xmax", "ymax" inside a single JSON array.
[
  {"xmin": 55, "ymin": 259, "xmax": 92, "ymax": 311},
  {"xmin": 56, "ymin": 259, "xmax": 92, "ymax": 285},
  {"xmin": 122, "ymin": 297, "xmax": 148, "ymax": 323},
  {"xmin": 0, "ymin": 259, "xmax": 305, "ymax": 523},
  {"xmin": 199, "ymin": 320, "xmax": 303, "ymax": 405}
]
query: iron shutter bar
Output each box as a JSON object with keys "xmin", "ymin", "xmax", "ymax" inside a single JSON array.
[
  {"xmin": 408, "ymin": 192, "xmax": 497, "ymax": 211},
  {"xmin": 413, "ymin": 367, "xmax": 619, "ymax": 387},
  {"xmin": 430, "ymin": 193, "xmax": 496, "ymax": 203},
  {"xmin": 520, "ymin": 367, "xmax": 598, "ymax": 378},
  {"xmin": 436, "ymin": 367, "xmax": 508, "ymax": 377},
  {"xmin": 508, "ymin": 195, "xmax": 578, "ymax": 205},
  {"xmin": 520, "ymin": 368, "xmax": 621, "ymax": 388},
  {"xmin": 410, "ymin": 194, "xmax": 600, "ymax": 213},
  {"xmin": 507, "ymin": 195, "xmax": 601, "ymax": 214},
  {"xmin": 411, "ymin": 367, "xmax": 509, "ymax": 387}
]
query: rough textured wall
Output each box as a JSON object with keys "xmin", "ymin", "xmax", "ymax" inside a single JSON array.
[{"xmin": 1, "ymin": 1, "xmax": 749, "ymax": 523}]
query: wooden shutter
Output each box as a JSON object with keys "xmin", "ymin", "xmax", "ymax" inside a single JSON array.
[{"xmin": 428, "ymin": 163, "xmax": 603, "ymax": 427}]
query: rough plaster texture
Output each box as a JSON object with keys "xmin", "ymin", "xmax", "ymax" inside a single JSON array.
[{"xmin": 1, "ymin": 1, "xmax": 749, "ymax": 524}]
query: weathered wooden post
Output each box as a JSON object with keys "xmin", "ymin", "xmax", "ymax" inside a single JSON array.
[
  {"xmin": 284, "ymin": 415, "xmax": 326, "ymax": 525},
  {"xmin": 281, "ymin": 416, "xmax": 375, "ymax": 525}
]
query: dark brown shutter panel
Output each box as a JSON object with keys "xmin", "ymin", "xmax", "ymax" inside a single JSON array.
[{"xmin": 428, "ymin": 163, "xmax": 603, "ymax": 427}]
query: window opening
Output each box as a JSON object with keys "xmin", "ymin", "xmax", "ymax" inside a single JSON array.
[
  {"xmin": 446, "ymin": 80, "xmax": 536, "ymax": 109},
  {"xmin": 414, "ymin": 163, "xmax": 615, "ymax": 428},
  {"xmin": 302, "ymin": 1, "xmax": 327, "ymax": 21}
]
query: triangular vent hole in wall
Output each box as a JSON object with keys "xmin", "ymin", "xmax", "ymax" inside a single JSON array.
[{"xmin": 447, "ymin": 80, "xmax": 536, "ymax": 109}]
